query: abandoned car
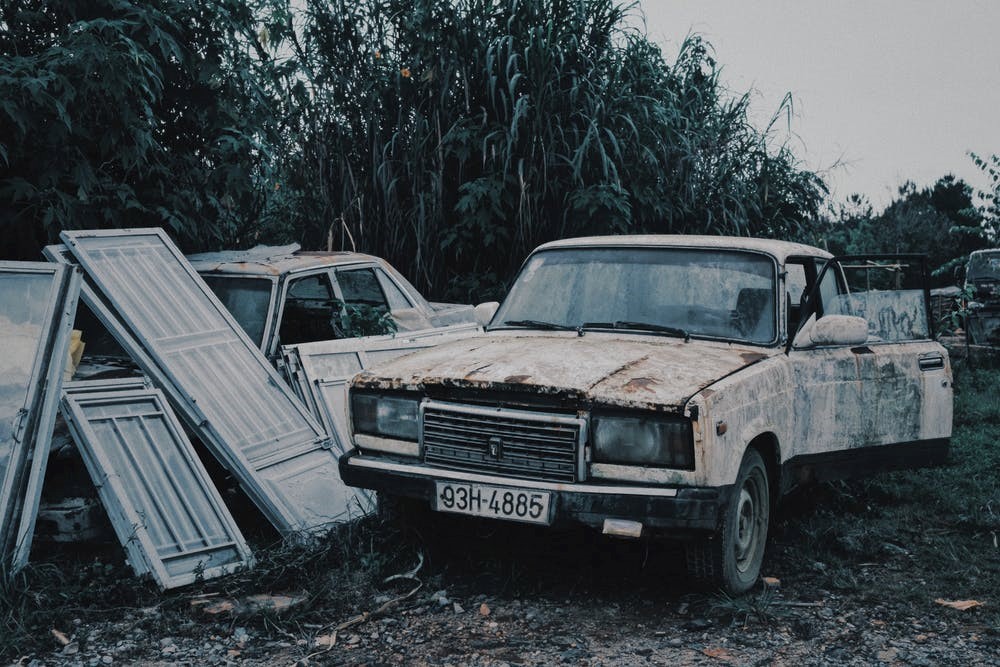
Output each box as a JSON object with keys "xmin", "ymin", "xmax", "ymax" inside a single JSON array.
[
  {"xmin": 339, "ymin": 235, "xmax": 953, "ymax": 593},
  {"xmin": 188, "ymin": 244, "xmax": 489, "ymax": 454},
  {"xmin": 187, "ymin": 244, "xmax": 481, "ymax": 361},
  {"xmin": 964, "ymin": 248, "xmax": 1000, "ymax": 345}
]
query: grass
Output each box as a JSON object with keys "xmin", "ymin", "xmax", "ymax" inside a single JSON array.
[
  {"xmin": 711, "ymin": 586, "xmax": 783, "ymax": 627},
  {"xmin": 0, "ymin": 516, "xmax": 421, "ymax": 660}
]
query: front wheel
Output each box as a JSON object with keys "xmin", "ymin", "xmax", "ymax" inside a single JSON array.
[{"xmin": 686, "ymin": 448, "xmax": 770, "ymax": 594}]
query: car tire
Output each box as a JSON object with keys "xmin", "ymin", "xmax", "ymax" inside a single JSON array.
[{"xmin": 685, "ymin": 448, "xmax": 770, "ymax": 594}]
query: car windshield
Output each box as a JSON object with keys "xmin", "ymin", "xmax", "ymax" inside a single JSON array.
[
  {"xmin": 967, "ymin": 251, "xmax": 1000, "ymax": 282},
  {"xmin": 492, "ymin": 247, "xmax": 777, "ymax": 344},
  {"xmin": 201, "ymin": 275, "xmax": 273, "ymax": 347}
]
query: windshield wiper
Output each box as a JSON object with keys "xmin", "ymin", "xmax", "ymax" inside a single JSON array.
[
  {"xmin": 580, "ymin": 320, "xmax": 691, "ymax": 342},
  {"xmin": 502, "ymin": 319, "xmax": 578, "ymax": 331}
]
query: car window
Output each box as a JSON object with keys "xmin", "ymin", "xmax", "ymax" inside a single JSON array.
[
  {"xmin": 786, "ymin": 263, "xmax": 808, "ymax": 307},
  {"xmin": 493, "ymin": 247, "xmax": 777, "ymax": 344},
  {"xmin": 333, "ymin": 268, "xmax": 399, "ymax": 338},
  {"xmin": 375, "ymin": 268, "xmax": 413, "ymax": 310},
  {"xmin": 337, "ymin": 268, "xmax": 389, "ymax": 310},
  {"xmin": 816, "ymin": 262, "xmax": 845, "ymax": 318},
  {"xmin": 202, "ymin": 275, "xmax": 272, "ymax": 347},
  {"xmin": 815, "ymin": 257, "xmax": 930, "ymax": 343},
  {"xmin": 278, "ymin": 273, "xmax": 341, "ymax": 345},
  {"xmin": 785, "ymin": 261, "xmax": 811, "ymax": 334}
]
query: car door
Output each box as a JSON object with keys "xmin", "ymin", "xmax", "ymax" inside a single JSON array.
[
  {"xmin": 267, "ymin": 269, "xmax": 342, "ymax": 358},
  {"xmin": 786, "ymin": 258, "xmax": 871, "ymax": 472},
  {"xmin": 828, "ymin": 256, "xmax": 951, "ymax": 447}
]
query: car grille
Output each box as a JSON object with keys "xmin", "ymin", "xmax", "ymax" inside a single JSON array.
[{"xmin": 421, "ymin": 400, "xmax": 584, "ymax": 482}]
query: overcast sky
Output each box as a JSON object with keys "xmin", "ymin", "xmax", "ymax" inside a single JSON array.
[{"xmin": 639, "ymin": 0, "xmax": 1000, "ymax": 208}]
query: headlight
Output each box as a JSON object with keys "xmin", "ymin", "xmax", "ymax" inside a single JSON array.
[
  {"xmin": 591, "ymin": 413, "xmax": 694, "ymax": 469},
  {"xmin": 351, "ymin": 392, "xmax": 420, "ymax": 441}
]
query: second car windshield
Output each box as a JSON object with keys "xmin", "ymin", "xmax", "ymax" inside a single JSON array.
[{"xmin": 492, "ymin": 247, "xmax": 777, "ymax": 344}]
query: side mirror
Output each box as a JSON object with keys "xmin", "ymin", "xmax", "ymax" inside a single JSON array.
[
  {"xmin": 474, "ymin": 301, "xmax": 499, "ymax": 327},
  {"xmin": 794, "ymin": 314, "xmax": 868, "ymax": 348}
]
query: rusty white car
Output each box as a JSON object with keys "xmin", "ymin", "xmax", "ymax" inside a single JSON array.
[
  {"xmin": 339, "ymin": 236, "xmax": 953, "ymax": 593},
  {"xmin": 186, "ymin": 243, "xmax": 482, "ymax": 360}
]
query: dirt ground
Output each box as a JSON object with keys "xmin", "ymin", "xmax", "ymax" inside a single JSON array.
[{"xmin": 8, "ymin": 501, "xmax": 998, "ymax": 667}]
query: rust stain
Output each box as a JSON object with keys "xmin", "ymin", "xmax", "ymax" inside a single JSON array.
[
  {"xmin": 503, "ymin": 374, "xmax": 532, "ymax": 384},
  {"xmin": 232, "ymin": 261, "xmax": 281, "ymax": 275},
  {"xmin": 740, "ymin": 352, "xmax": 766, "ymax": 364},
  {"xmin": 622, "ymin": 377, "xmax": 660, "ymax": 393},
  {"xmin": 463, "ymin": 363, "xmax": 493, "ymax": 379},
  {"xmin": 587, "ymin": 355, "xmax": 651, "ymax": 390}
]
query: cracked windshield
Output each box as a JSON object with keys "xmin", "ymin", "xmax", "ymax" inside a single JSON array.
[{"xmin": 493, "ymin": 247, "xmax": 777, "ymax": 344}]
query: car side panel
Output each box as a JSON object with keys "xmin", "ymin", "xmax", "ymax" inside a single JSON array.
[
  {"xmin": 688, "ymin": 355, "xmax": 794, "ymax": 488},
  {"xmin": 870, "ymin": 340, "xmax": 951, "ymax": 443}
]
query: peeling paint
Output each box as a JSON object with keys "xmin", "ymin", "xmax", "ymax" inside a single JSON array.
[
  {"xmin": 187, "ymin": 244, "xmax": 378, "ymax": 277},
  {"xmin": 353, "ymin": 332, "xmax": 773, "ymax": 413},
  {"xmin": 621, "ymin": 377, "xmax": 660, "ymax": 393}
]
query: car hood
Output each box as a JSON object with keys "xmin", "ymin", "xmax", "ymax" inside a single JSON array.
[{"xmin": 352, "ymin": 332, "xmax": 773, "ymax": 412}]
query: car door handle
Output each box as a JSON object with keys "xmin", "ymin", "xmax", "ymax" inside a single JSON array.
[{"xmin": 918, "ymin": 353, "xmax": 945, "ymax": 371}]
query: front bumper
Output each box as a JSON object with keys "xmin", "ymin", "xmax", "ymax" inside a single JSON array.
[{"xmin": 339, "ymin": 450, "xmax": 729, "ymax": 535}]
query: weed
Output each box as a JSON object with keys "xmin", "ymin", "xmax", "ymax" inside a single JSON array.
[{"xmin": 711, "ymin": 586, "xmax": 782, "ymax": 627}]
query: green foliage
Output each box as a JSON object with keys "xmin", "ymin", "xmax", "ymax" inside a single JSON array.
[
  {"xmin": 711, "ymin": 586, "xmax": 781, "ymax": 627},
  {"xmin": 970, "ymin": 152, "xmax": 1000, "ymax": 235},
  {"xmin": 266, "ymin": 0, "xmax": 827, "ymax": 298},
  {"xmin": 338, "ymin": 303, "xmax": 398, "ymax": 338},
  {"xmin": 0, "ymin": 0, "xmax": 285, "ymax": 257},
  {"xmin": 812, "ymin": 176, "xmax": 987, "ymax": 287},
  {"xmin": 2, "ymin": 0, "xmax": 827, "ymax": 297},
  {"xmin": 940, "ymin": 284, "xmax": 976, "ymax": 335}
]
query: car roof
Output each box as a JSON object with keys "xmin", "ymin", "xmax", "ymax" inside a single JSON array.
[
  {"xmin": 535, "ymin": 235, "xmax": 833, "ymax": 264},
  {"xmin": 187, "ymin": 243, "xmax": 380, "ymax": 276}
]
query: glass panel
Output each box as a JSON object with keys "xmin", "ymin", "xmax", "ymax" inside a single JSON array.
[
  {"xmin": 0, "ymin": 273, "xmax": 53, "ymax": 467},
  {"xmin": 375, "ymin": 268, "xmax": 413, "ymax": 310},
  {"xmin": 786, "ymin": 263, "xmax": 808, "ymax": 307},
  {"xmin": 818, "ymin": 264, "xmax": 844, "ymax": 315},
  {"xmin": 337, "ymin": 268, "xmax": 389, "ymax": 309},
  {"xmin": 493, "ymin": 248, "xmax": 777, "ymax": 344},
  {"xmin": 279, "ymin": 274, "xmax": 340, "ymax": 345},
  {"xmin": 967, "ymin": 250, "xmax": 1000, "ymax": 282},
  {"xmin": 785, "ymin": 261, "xmax": 809, "ymax": 334},
  {"xmin": 827, "ymin": 258, "xmax": 929, "ymax": 342},
  {"xmin": 335, "ymin": 268, "xmax": 397, "ymax": 337},
  {"xmin": 201, "ymin": 276, "xmax": 272, "ymax": 348}
]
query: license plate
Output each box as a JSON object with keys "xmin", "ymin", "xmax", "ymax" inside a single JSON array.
[{"xmin": 434, "ymin": 482, "xmax": 552, "ymax": 525}]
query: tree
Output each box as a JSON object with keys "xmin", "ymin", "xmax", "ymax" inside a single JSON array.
[
  {"xmin": 816, "ymin": 176, "xmax": 986, "ymax": 287},
  {"xmin": 0, "ymin": 0, "xmax": 284, "ymax": 259},
  {"xmin": 971, "ymin": 152, "xmax": 1000, "ymax": 240},
  {"xmin": 1, "ymin": 0, "xmax": 827, "ymax": 299},
  {"xmin": 264, "ymin": 0, "xmax": 827, "ymax": 298}
]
